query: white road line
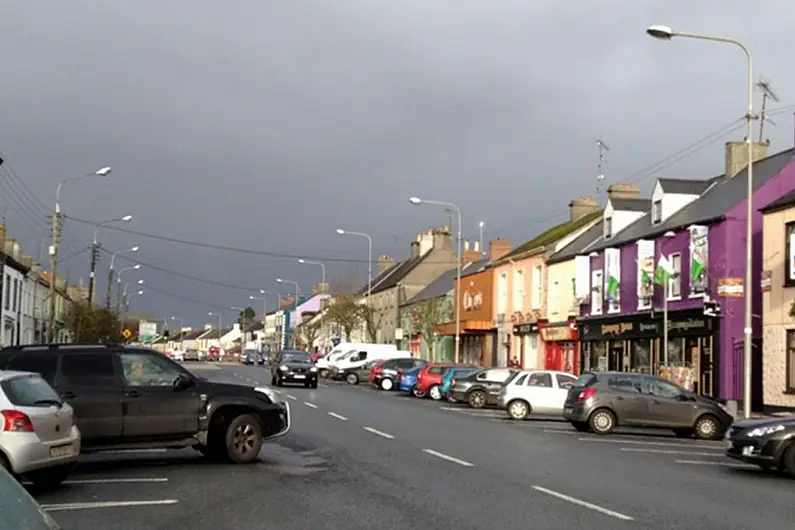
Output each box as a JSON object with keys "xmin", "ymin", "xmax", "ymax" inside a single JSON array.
[
  {"xmin": 63, "ymin": 478, "xmax": 168, "ymax": 485},
  {"xmin": 579, "ymin": 437, "xmax": 719, "ymax": 448},
  {"xmin": 101, "ymin": 448, "xmax": 168, "ymax": 454},
  {"xmin": 621, "ymin": 448, "xmax": 724, "ymax": 456},
  {"xmin": 328, "ymin": 412, "xmax": 348, "ymax": 421},
  {"xmin": 42, "ymin": 500, "xmax": 180, "ymax": 512},
  {"xmin": 543, "ymin": 429, "xmax": 579, "ymax": 435},
  {"xmin": 304, "ymin": 402, "xmax": 318, "ymax": 409},
  {"xmin": 531, "ymin": 486, "xmax": 633, "ymax": 521},
  {"xmin": 675, "ymin": 459, "xmax": 755, "ymax": 468},
  {"xmin": 422, "ymin": 449, "xmax": 474, "ymax": 467},
  {"xmin": 286, "ymin": 395, "xmax": 298, "ymax": 401},
  {"xmin": 440, "ymin": 407, "xmax": 462, "ymax": 411},
  {"xmin": 362, "ymin": 427, "xmax": 395, "ymax": 439}
]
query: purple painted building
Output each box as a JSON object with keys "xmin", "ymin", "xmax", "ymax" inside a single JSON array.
[{"xmin": 575, "ymin": 145, "xmax": 795, "ymax": 402}]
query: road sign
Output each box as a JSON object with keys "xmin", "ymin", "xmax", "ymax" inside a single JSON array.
[
  {"xmin": 121, "ymin": 329, "xmax": 132, "ymax": 340},
  {"xmin": 139, "ymin": 321, "xmax": 157, "ymax": 343}
]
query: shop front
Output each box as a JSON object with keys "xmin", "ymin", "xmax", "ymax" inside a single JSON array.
[
  {"xmin": 577, "ymin": 309, "xmax": 719, "ymax": 397},
  {"xmin": 513, "ymin": 322, "xmax": 539, "ymax": 369},
  {"xmin": 436, "ymin": 320, "xmax": 496, "ymax": 367},
  {"xmin": 540, "ymin": 318, "xmax": 579, "ymax": 374}
]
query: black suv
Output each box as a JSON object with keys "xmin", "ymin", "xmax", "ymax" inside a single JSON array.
[
  {"xmin": 0, "ymin": 344, "xmax": 291, "ymax": 464},
  {"xmin": 271, "ymin": 350, "xmax": 318, "ymax": 388}
]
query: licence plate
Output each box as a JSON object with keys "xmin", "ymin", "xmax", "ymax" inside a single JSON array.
[
  {"xmin": 293, "ymin": 374, "xmax": 306, "ymax": 379},
  {"xmin": 50, "ymin": 444, "xmax": 73, "ymax": 458},
  {"xmin": 563, "ymin": 407, "xmax": 573, "ymax": 414}
]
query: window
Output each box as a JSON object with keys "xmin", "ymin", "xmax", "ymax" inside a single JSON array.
[
  {"xmin": 3, "ymin": 274, "xmax": 8, "ymax": 311},
  {"xmin": 5, "ymin": 353, "xmax": 58, "ymax": 385},
  {"xmin": 1, "ymin": 375, "xmax": 62, "ymax": 407},
  {"xmin": 429, "ymin": 366, "xmax": 446, "ymax": 374},
  {"xmin": 497, "ymin": 273, "xmax": 508, "ymax": 314},
  {"xmin": 513, "ymin": 373, "xmax": 528, "ymax": 386},
  {"xmin": 526, "ymin": 372, "xmax": 552, "ymax": 387},
  {"xmin": 555, "ymin": 374, "xmax": 577, "ymax": 389},
  {"xmin": 120, "ymin": 352, "xmax": 182, "ymax": 387},
  {"xmin": 608, "ymin": 374, "xmax": 642, "ymax": 393},
  {"xmin": 591, "ymin": 270, "xmax": 603, "ymax": 315},
  {"xmin": 604, "ymin": 217, "xmax": 613, "ymax": 239},
  {"xmin": 12, "ymin": 279, "xmax": 18, "ymax": 312},
  {"xmin": 786, "ymin": 330, "xmax": 795, "ymax": 392},
  {"xmin": 668, "ymin": 253, "xmax": 682, "ymax": 299},
  {"xmin": 652, "ymin": 199, "xmax": 662, "ymax": 224},
  {"xmin": 396, "ymin": 359, "xmax": 415, "ymax": 369},
  {"xmin": 59, "ymin": 353, "xmax": 117, "ymax": 387},
  {"xmin": 512, "ymin": 269, "xmax": 524, "ymax": 311},
  {"xmin": 786, "ymin": 222, "xmax": 795, "ymax": 287},
  {"xmin": 645, "ymin": 376, "xmax": 685, "ymax": 399},
  {"xmin": 550, "ymin": 281, "xmax": 560, "ymax": 314},
  {"xmin": 531, "ymin": 265, "xmax": 542, "ymax": 309}
]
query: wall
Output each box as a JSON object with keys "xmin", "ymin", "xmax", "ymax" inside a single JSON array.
[
  {"xmin": 547, "ymin": 258, "xmax": 577, "ymax": 320},
  {"xmin": 398, "ymin": 293, "xmax": 454, "ymax": 361},
  {"xmin": 455, "ymin": 269, "xmax": 494, "ymax": 323}
]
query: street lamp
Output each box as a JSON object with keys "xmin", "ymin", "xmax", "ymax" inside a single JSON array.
[
  {"xmin": 170, "ymin": 316, "xmax": 184, "ymax": 350},
  {"xmin": 88, "ymin": 215, "xmax": 133, "ymax": 307},
  {"xmin": 298, "ymin": 258, "xmax": 327, "ymax": 290},
  {"xmin": 208, "ymin": 311, "xmax": 222, "ymax": 334},
  {"xmin": 409, "ymin": 196, "xmax": 463, "ymax": 364},
  {"xmin": 336, "ymin": 229, "xmax": 373, "ymax": 302},
  {"xmin": 48, "ymin": 165, "xmax": 112, "ymax": 341},
  {"xmin": 116, "ymin": 264, "xmax": 140, "ymax": 310},
  {"xmin": 647, "ymin": 24, "xmax": 755, "ymax": 418},
  {"xmin": 108, "ymin": 245, "xmax": 139, "ymax": 309},
  {"xmin": 276, "ymin": 278, "xmax": 300, "ymax": 306},
  {"xmin": 125, "ymin": 290, "xmax": 144, "ymax": 310},
  {"xmin": 122, "ymin": 279, "xmax": 144, "ymax": 299}
]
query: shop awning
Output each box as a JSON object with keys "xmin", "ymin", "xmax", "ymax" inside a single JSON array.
[{"xmin": 435, "ymin": 320, "xmax": 494, "ymax": 336}]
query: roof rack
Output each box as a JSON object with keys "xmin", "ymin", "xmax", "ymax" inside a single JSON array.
[{"xmin": 1, "ymin": 343, "xmax": 124, "ymax": 351}]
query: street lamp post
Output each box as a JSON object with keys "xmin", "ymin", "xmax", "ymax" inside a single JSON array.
[
  {"xmin": 108, "ymin": 246, "xmax": 139, "ymax": 311},
  {"xmin": 170, "ymin": 316, "xmax": 184, "ymax": 350},
  {"xmin": 116, "ymin": 264, "xmax": 141, "ymax": 309},
  {"xmin": 298, "ymin": 258, "xmax": 327, "ymax": 291},
  {"xmin": 87, "ymin": 215, "xmax": 132, "ymax": 307},
  {"xmin": 336, "ymin": 229, "xmax": 372, "ymax": 302},
  {"xmin": 122, "ymin": 280, "xmax": 144, "ymax": 309},
  {"xmin": 409, "ymin": 196, "xmax": 462, "ymax": 364},
  {"xmin": 478, "ymin": 221, "xmax": 485, "ymax": 256},
  {"xmin": 208, "ymin": 311, "xmax": 223, "ymax": 341},
  {"xmin": 125, "ymin": 290, "xmax": 144, "ymax": 311},
  {"xmin": 276, "ymin": 278, "xmax": 300, "ymax": 305},
  {"xmin": 647, "ymin": 25, "xmax": 755, "ymax": 418},
  {"xmin": 49, "ymin": 166, "xmax": 112, "ymax": 341}
]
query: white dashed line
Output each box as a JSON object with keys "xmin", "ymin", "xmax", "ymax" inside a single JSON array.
[
  {"xmin": 579, "ymin": 438, "xmax": 719, "ymax": 448},
  {"xmin": 304, "ymin": 402, "xmax": 318, "ymax": 409},
  {"xmin": 531, "ymin": 486, "xmax": 633, "ymax": 521},
  {"xmin": 328, "ymin": 412, "xmax": 348, "ymax": 421},
  {"xmin": 621, "ymin": 448, "xmax": 723, "ymax": 457},
  {"xmin": 63, "ymin": 477, "xmax": 168, "ymax": 485},
  {"xmin": 42, "ymin": 500, "xmax": 180, "ymax": 512},
  {"xmin": 362, "ymin": 427, "xmax": 395, "ymax": 439},
  {"xmin": 286, "ymin": 395, "xmax": 298, "ymax": 401},
  {"xmin": 674, "ymin": 459, "xmax": 755, "ymax": 468},
  {"xmin": 422, "ymin": 449, "xmax": 474, "ymax": 467}
]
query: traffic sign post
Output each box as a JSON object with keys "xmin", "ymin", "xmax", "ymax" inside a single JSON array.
[
  {"xmin": 139, "ymin": 321, "xmax": 157, "ymax": 343},
  {"xmin": 121, "ymin": 329, "xmax": 132, "ymax": 340}
]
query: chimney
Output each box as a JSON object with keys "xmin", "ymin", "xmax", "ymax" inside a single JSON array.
[
  {"xmin": 463, "ymin": 247, "xmax": 481, "ymax": 264},
  {"xmin": 725, "ymin": 139, "xmax": 769, "ymax": 178},
  {"xmin": 606, "ymin": 183, "xmax": 640, "ymax": 200},
  {"xmin": 489, "ymin": 239, "xmax": 512, "ymax": 261},
  {"xmin": 432, "ymin": 226, "xmax": 452, "ymax": 251},
  {"xmin": 377, "ymin": 255, "xmax": 395, "ymax": 274},
  {"xmin": 568, "ymin": 197, "xmax": 600, "ymax": 222},
  {"xmin": 474, "ymin": 240, "xmax": 480, "ymax": 253},
  {"xmin": 464, "ymin": 240, "xmax": 470, "ymax": 251},
  {"xmin": 410, "ymin": 241, "xmax": 420, "ymax": 259}
]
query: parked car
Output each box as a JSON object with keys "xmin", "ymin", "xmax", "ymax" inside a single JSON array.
[
  {"xmin": 373, "ymin": 358, "xmax": 427, "ymax": 391},
  {"xmin": 0, "ymin": 464, "xmax": 62, "ymax": 529},
  {"xmin": 563, "ymin": 371, "xmax": 733, "ymax": 439},
  {"xmin": 0, "ymin": 370, "xmax": 81, "ymax": 490},
  {"xmin": 184, "ymin": 349, "xmax": 200, "ymax": 362},
  {"xmin": 343, "ymin": 359, "xmax": 380, "ymax": 385},
  {"xmin": 170, "ymin": 350, "xmax": 185, "ymax": 362},
  {"xmin": 415, "ymin": 363, "xmax": 462, "ymax": 401},
  {"xmin": 368, "ymin": 359, "xmax": 388, "ymax": 385},
  {"xmin": 398, "ymin": 366, "xmax": 425, "ymax": 397},
  {"xmin": 497, "ymin": 370, "xmax": 577, "ymax": 420},
  {"xmin": 440, "ymin": 367, "xmax": 481, "ymax": 401},
  {"xmin": 0, "ymin": 343, "xmax": 291, "ymax": 464},
  {"xmin": 448, "ymin": 368, "xmax": 516, "ymax": 408},
  {"xmin": 725, "ymin": 416, "xmax": 795, "ymax": 474},
  {"xmin": 271, "ymin": 350, "xmax": 319, "ymax": 388}
]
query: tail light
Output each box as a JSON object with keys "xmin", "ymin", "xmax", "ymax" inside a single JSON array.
[
  {"xmin": 397, "ymin": 369, "xmax": 403, "ymax": 378},
  {"xmin": 2, "ymin": 410, "xmax": 34, "ymax": 432},
  {"xmin": 577, "ymin": 388, "xmax": 596, "ymax": 401}
]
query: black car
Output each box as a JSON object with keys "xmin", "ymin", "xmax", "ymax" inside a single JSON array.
[
  {"xmin": 0, "ymin": 344, "xmax": 290, "ymax": 464},
  {"xmin": 725, "ymin": 416, "xmax": 795, "ymax": 474},
  {"xmin": 271, "ymin": 350, "xmax": 318, "ymax": 388}
]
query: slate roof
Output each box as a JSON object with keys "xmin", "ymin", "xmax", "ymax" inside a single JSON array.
[
  {"xmin": 201, "ymin": 327, "xmax": 233, "ymax": 340},
  {"xmin": 760, "ymin": 187, "xmax": 795, "ymax": 214},
  {"xmin": 658, "ymin": 178, "xmax": 712, "ymax": 195},
  {"xmin": 460, "ymin": 257, "xmax": 492, "ymax": 279},
  {"xmin": 588, "ymin": 147, "xmax": 795, "ymax": 253},
  {"xmin": 370, "ymin": 254, "xmax": 426, "ymax": 294},
  {"xmin": 183, "ymin": 329, "xmax": 208, "ymax": 340},
  {"xmin": 244, "ymin": 321, "xmax": 264, "ymax": 333},
  {"xmin": 610, "ymin": 198, "xmax": 650, "ymax": 212},
  {"xmin": 401, "ymin": 258, "xmax": 489, "ymax": 306},
  {"xmin": 355, "ymin": 260, "xmax": 403, "ymax": 296},
  {"xmin": 497, "ymin": 210, "xmax": 602, "ymax": 263},
  {"xmin": 547, "ymin": 219, "xmax": 605, "ymax": 264}
]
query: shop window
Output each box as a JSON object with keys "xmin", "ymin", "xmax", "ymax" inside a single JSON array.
[
  {"xmin": 589, "ymin": 341, "xmax": 606, "ymax": 371},
  {"xmin": 786, "ymin": 330, "xmax": 795, "ymax": 392},
  {"xmin": 631, "ymin": 339, "xmax": 652, "ymax": 374},
  {"xmin": 667, "ymin": 253, "xmax": 681, "ymax": 299}
]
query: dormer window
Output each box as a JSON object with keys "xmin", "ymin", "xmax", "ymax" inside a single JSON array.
[
  {"xmin": 652, "ymin": 199, "xmax": 662, "ymax": 225},
  {"xmin": 604, "ymin": 217, "xmax": 612, "ymax": 239}
]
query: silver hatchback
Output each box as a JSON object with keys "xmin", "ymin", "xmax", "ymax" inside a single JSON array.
[{"xmin": 0, "ymin": 371, "xmax": 81, "ymax": 490}]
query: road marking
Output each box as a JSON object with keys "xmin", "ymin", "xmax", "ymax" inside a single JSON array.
[
  {"xmin": 579, "ymin": 437, "xmax": 718, "ymax": 448},
  {"xmin": 621, "ymin": 448, "xmax": 723, "ymax": 456},
  {"xmin": 440, "ymin": 407, "xmax": 463, "ymax": 411},
  {"xmin": 422, "ymin": 449, "xmax": 474, "ymax": 467},
  {"xmin": 286, "ymin": 395, "xmax": 298, "ymax": 401},
  {"xmin": 543, "ymin": 429, "xmax": 579, "ymax": 435},
  {"xmin": 362, "ymin": 427, "xmax": 394, "ymax": 439},
  {"xmin": 531, "ymin": 486, "xmax": 633, "ymax": 521},
  {"xmin": 64, "ymin": 478, "xmax": 169, "ymax": 485},
  {"xmin": 42, "ymin": 500, "xmax": 179, "ymax": 511},
  {"xmin": 304, "ymin": 402, "xmax": 318, "ymax": 409},
  {"xmin": 674, "ymin": 459, "xmax": 755, "ymax": 468},
  {"xmin": 328, "ymin": 412, "xmax": 348, "ymax": 421},
  {"xmin": 101, "ymin": 448, "xmax": 168, "ymax": 454}
]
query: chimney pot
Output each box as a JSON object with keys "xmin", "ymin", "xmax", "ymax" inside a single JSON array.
[
  {"xmin": 489, "ymin": 239, "xmax": 513, "ymax": 261},
  {"xmin": 568, "ymin": 197, "xmax": 600, "ymax": 222},
  {"xmin": 606, "ymin": 183, "xmax": 640, "ymax": 201},
  {"xmin": 725, "ymin": 140, "xmax": 769, "ymax": 178}
]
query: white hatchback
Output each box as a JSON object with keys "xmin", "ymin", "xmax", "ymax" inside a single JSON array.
[
  {"xmin": 0, "ymin": 371, "xmax": 81, "ymax": 490},
  {"xmin": 497, "ymin": 370, "xmax": 578, "ymax": 420}
]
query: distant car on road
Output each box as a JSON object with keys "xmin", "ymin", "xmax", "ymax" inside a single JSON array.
[
  {"xmin": 271, "ymin": 350, "xmax": 319, "ymax": 389},
  {"xmin": 184, "ymin": 349, "xmax": 200, "ymax": 362}
]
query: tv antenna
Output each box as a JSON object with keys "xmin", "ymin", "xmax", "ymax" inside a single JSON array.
[
  {"xmin": 596, "ymin": 138, "xmax": 610, "ymax": 196},
  {"xmin": 757, "ymin": 77, "xmax": 780, "ymax": 142}
]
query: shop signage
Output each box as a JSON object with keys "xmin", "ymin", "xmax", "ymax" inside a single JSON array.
[
  {"xmin": 579, "ymin": 314, "xmax": 712, "ymax": 341},
  {"xmin": 514, "ymin": 323, "xmax": 538, "ymax": 335},
  {"xmin": 761, "ymin": 270, "xmax": 772, "ymax": 292},
  {"xmin": 541, "ymin": 326, "xmax": 574, "ymax": 342},
  {"xmin": 717, "ymin": 278, "xmax": 743, "ymax": 297}
]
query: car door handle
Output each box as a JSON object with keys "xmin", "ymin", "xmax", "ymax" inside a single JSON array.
[
  {"xmin": 125, "ymin": 390, "xmax": 141, "ymax": 398},
  {"xmin": 61, "ymin": 391, "xmax": 76, "ymax": 399},
  {"xmin": 614, "ymin": 395, "xmax": 624, "ymax": 400}
]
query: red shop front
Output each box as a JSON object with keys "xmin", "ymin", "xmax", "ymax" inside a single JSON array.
[{"xmin": 541, "ymin": 317, "xmax": 580, "ymax": 375}]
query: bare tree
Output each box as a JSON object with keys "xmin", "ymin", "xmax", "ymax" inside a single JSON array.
[
  {"xmin": 412, "ymin": 298, "xmax": 446, "ymax": 361},
  {"xmin": 64, "ymin": 302, "xmax": 122, "ymax": 343},
  {"xmin": 355, "ymin": 304, "xmax": 383, "ymax": 343},
  {"xmin": 324, "ymin": 295, "xmax": 361, "ymax": 340},
  {"xmin": 298, "ymin": 317, "xmax": 322, "ymax": 350},
  {"xmin": 328, "ymin": 265, "xmax": 364, "ymax": 295}
]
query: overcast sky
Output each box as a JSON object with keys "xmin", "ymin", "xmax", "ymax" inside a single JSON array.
[{"xmin": 0, "ymin": 1, "xmax": 791, "ymax": 327}]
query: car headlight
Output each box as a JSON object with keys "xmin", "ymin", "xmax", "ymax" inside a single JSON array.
[
  {"xmin": 718, "ymin": 403, "xmax": 733, "ymax": 416},
  {"xmin": 279, "ymin": 365, "xmax": 288, "ymax": 371},
  {"xmin": 254, "ymin": 386, "xmax": 279, "ymax": 403},
  {"xmin": 310, "ymin": 366, "xmax": 318, "ymax": 372},
  {"xmin": 747, "ymin": 424, "xmax": 785, "ymax": 437}
]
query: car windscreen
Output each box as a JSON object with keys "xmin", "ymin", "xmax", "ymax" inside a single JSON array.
[
  {"xmin": 1, "ymin": 375, "xmax": 63, "ymax": 408},
  {"xmin": 281, "ymin": 352, "xmax": 312, "ymax": 363},
  {"xmin": 573, "ymin": 373, "xmax": 597, "ymax": 388}
]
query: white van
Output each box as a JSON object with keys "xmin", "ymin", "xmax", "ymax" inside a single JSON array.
[
  {"xmin": 316, "ymin": 343, "xmax": 392, "ymax": 377},
  {"xmin": 329, "ymin": 345, "xmax": 402, "ymax": 380}
]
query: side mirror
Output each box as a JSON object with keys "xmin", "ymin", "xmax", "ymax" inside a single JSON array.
[
  {"xmin": 675, "ymin": 393, "xmax": 692, "ymax": 402},
  {"xmin": 173, "ymin": 373, "xmax": 193, "ymax": 391}
]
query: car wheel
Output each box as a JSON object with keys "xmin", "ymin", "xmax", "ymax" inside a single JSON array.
[
  {"xmin": 271, "ymin": 375, "xmax": 276, "ymax": 385},
  {"xmin": 346, "ymin": 373, "xmax": 359, "ymax": 385},
  {"xmin": 380, "ymin": 378, "xmax": 394, "ymax": 391},
  {"xmin": 224, "ymin": 413, "xmax": 264, "ymax": 464},
  {"xmin": 507, "ymin": 399, "xmax": 530, "ymax": 420},
  {"xmin": 588, "ymin": 408, "xmax": 616, "ymax": 435},
  {"xmin": 274, "ymin": 375, "xmax": 283, "ymax": 387},
  {"xmin": 571, "ymin": 421, "xmax": 590, "ymax": 432},
  {"xmin": 693, "ymin": 415, "xmax": 720, "ymax": 440},
  {"xmin": 468, "ymin": 390, "xmax": 487, "ymax": 409},
  {"xmin": 782, "ymin": 443, "xmax": 795, "ymax": 477},
  {"xmin": 428, "ymin": 385, "xmax": 442, "ymax": 401},
  {"xmin": 309, "ymin": 381, "xmax": 318, "ymax": 389},
  {"xmin": 412, "ymin": 388, "xmax": 426, "ymax": 398},
  {"xmin": 319, "ymin": 369, "xmax": 330, "ymax": 379},
  {"xmin": 26, "ymin": 463, "xmax": 74, "ymax": 492}
]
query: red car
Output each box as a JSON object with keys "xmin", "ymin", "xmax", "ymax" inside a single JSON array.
[
  {"xmin": 368, "ymin": 359, "xmax": 388, "ymax": 385},
  {"xmin": 415, "ymin": 363, "xmax": 461, "ymax": 401}
]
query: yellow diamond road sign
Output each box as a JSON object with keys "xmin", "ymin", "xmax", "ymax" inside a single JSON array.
[{"xmin": 122, "ymin": 329, "xmax": 132, "ymax": 340}]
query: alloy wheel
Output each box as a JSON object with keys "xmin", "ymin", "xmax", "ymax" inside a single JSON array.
[{"xmin": 232, "ymin": 423, "xmax": 258, "ymax": 457}]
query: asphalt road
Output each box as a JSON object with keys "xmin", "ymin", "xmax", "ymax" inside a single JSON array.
[{"xmin": 31, "ymin": 363, "xmax": 795, "ymax": 529}]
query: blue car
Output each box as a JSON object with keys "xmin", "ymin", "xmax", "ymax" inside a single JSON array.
[
  {"xmin": 398, "ymin": 366, "xmax": 424, "ymax": 396},
  {"xmin": 440, "ymin": 367, "xmax": 480, "ymax": 399}
]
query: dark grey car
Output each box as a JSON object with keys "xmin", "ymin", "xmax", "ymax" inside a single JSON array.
[{"xmin": 562, "ymin": 371, "xmax": 733, "ymax": 440}]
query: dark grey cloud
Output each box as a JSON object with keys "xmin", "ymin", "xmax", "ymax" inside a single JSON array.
[{"xmin": 0, "ymin": 1, "xmax": 790, "ymax": 324}]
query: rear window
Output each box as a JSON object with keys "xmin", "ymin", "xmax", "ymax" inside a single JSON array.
[
  {"xmin": 1, "ymin": 375, "xmax": 62, "ymax": 407},
  {"xmin": 573, "ymin": 373, "xmax": 597, "ymax": 388},
  {"xmin": 4, "ymin": 354, "xmax": 58, "ymax": 385}
]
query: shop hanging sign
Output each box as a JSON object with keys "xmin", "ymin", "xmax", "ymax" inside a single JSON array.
[
  {"xmin": 636, "ymin": 240, "xmax": 655, "ymax": 310},
  {"xmin": 541, "ymin": 326, "xmax": 574, "ymax": 342},
  {"xmin": 604, "ymin": 248, "xmax": 621, "ymax": 313},
  {"xmin": 717, "ymin": 277, "xmax": 743, "ymax": 297},
  {"xmin": 514, "ymin": 323, "xmax": 538, "ymax": 335},
  {"xmin": 761, "ymin": 270, "xmax": 772, "ymax": 292},
  {"xmin": 689, "ymin": 225, "xmax": 709, "ymax": 295}
]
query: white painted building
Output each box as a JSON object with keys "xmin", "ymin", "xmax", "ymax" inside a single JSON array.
[
  {"xmin": 1, "ymin": 245, "xmax": 27, "ymax": 347},
  {"xmin": 21, "ymin": 265, "xmax": 47, "ymax": 344}
]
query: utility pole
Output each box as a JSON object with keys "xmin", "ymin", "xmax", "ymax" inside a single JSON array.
[
  {"xmin": 595, "ymin": 138, "xmax": 610, "ymax": 198},
  {"xmin": 106, "ymin": 266, "xmax": 114, "ymax": 309},
  {"xmin": 87, "ymin": 242, "xmax": 99, "ymax": 305},
  {"xmin": 48, "ymin": 210, "xmax": 61, "ymax": 343},
  {"xmin": 756, "ymin": 77, "xmax": 779, "ymax": 143}
]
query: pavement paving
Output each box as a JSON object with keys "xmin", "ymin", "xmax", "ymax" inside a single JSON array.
[{"xmin": 31, "ymin": 362, "xmax": 795, "ymax": 529}]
